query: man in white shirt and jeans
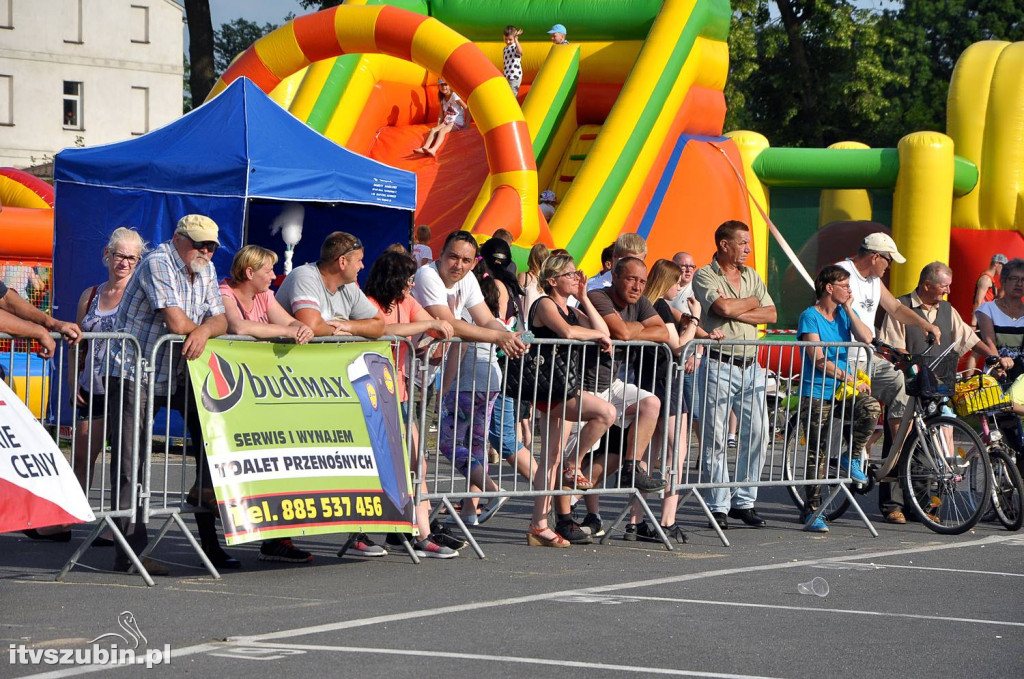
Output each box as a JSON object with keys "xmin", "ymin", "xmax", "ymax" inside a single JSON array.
[{"xmin": 834, "ymin": 233, "xmax": 941, "ymax": 501}]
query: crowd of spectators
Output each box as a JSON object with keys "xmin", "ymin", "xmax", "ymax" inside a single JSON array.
[{"xmin": 4, "ymin": 212, "xmax": 1019, "ymax": 572}]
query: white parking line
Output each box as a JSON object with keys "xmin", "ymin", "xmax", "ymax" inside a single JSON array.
[
  {"xmin": 225, "ymin": 642, "xmax": 784, "ymax": 678},
  {"xmin": 832, "ymin": 562, "xmax": 1024, "ymax": 578},
  {"xmin": 24, "ymin": 534, "xmax": 1016, "ymax": 678},
  {"xmin": 618, "ymin": 595, "xmax": 1024, "ymax": 627}
]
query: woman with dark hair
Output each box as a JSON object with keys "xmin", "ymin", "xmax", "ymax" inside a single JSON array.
[
  {"xmin": 365, "ymin": 250, "xmax": 460, "ymax": 558},
  {"xmin": 479, "ymin": 238, "xmax": 538, "ymax": 493}
]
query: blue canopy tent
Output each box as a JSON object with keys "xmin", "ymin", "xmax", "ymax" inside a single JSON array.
[
  {"xmin": 49, "ymin": 77, "xmax": 416, "ymax": 433},
  {"xmin": 52, "ymin": 77, "xmax": 416, "ymax": 325}
]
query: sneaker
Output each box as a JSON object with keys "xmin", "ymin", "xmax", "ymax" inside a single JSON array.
[
  {"xmin": 478, "ymin": 496, "xmax": 509, "ymax": 524},
  {"xmin": 445, "ymin": 512, "xmax": 479, "ymax": 527},
  {"xmin": 429, "ymin": 521, "xmax": 467, "ymax": 550},
  {"xmin": 554, "ymin": 519, "xmax": 593, "ymax": 545},
  {"xmin": 803, "ymin": 514, "xmax": 829, "ymax": 533},
  {"xmin": 384, "ymin": 533, "xmax": 407, "ymax": 547},
  {"xmin": 414, "ymin": 535, "xmax": 459, "ymax": 559},
  {"xmin": 620, "ymin": 462, "xmax": 668, "ymax": 493},
  {"xmin": 727, "ymin": 435, "xmax": 738, "ymax": 449},
  {"xmin": 840, "ymin": 457, "xmax": 868, "ymax": 484},
  {"xmin": 259, "ymin": 538, "xmax": 313, "ymax": 564},
  {"xmin": 339, "ymin": 533, "xmax": 387, "ymax": 557},
  {"xmin": 581, "ymin": 513, "xmax": 605, "ymax": 538}
]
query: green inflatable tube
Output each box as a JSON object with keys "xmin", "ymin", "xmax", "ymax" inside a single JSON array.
[{"xmin": 752, "ymin": 147, "xmax": 979, "ymax": 196}]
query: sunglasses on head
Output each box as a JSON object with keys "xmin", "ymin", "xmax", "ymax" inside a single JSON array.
[{"xmin": 341, "ymin": 238, "xmax": 364, "ymax": 257}]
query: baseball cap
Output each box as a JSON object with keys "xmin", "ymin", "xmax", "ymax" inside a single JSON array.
[
  {"xmin": 993, "ymin": 253, "xmax": 1009, "ymax": 264},
  {"xmin": 175, "ymin": 214, "xmax": 220, "ymax": 245},
  {"xmin": 862, "ymin": 232, "xmax": 905, "ymax": 264},
  {"xmin": 547, "ymin": 24, "xmax": 567, "ymax": 35}
]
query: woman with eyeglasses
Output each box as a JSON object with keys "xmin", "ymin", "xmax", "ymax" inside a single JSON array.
[
  {"xmin": 978, "ymin": 258, "xmax": 1024, "ymax": 381},
  {"xmin": 363, "ymin": 248, "xmax": 461, "ymax": 558},
  {"xmin": 525, "ymin": 253, "xmax": 617, "ymax": 547},
  {"xmin": 415, "ymin": 78, "xmax": 469, "ymax": 158},
  {"xmin": 39, "ymin": 228, "xmax": 146, "ymax": 544}
]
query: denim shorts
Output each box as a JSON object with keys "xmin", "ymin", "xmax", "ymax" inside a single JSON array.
[
  {"xmin": 74, "ymin": 388, "xmax": 107, "ymax": 420},
  {"xmin": 488, "ymin": 394, "xmax": 522, "ymax": 460}
]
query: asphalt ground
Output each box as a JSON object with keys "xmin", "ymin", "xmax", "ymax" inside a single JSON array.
[{"xmin": 2, "ymin": 484, "xmax": 1022, "ymax": 679}]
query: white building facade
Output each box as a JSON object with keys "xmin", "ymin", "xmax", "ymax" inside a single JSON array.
[{"xmin": 0, "ymin": 0, "xmax": 183, "ymax": 169}]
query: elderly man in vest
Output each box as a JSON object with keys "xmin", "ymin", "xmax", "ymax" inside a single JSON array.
[{"xmin": 877, "ymin": 261, "xmax": 1009, "ymax": 524}]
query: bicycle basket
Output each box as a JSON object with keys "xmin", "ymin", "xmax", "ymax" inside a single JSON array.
[{"xmin": 953, "ymin": 374, "xmax": 1011, "ymax": 416}]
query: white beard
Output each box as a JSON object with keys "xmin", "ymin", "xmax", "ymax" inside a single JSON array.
[{"xmin": 189, "ymin": 257, "xmax": 209, "ymax": 274}]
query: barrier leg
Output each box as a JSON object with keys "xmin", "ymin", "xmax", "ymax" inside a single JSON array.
[
  {"xmin": 599, "ymin": 498, "xmax": 632, "ymax": 546},
  {"xmin": 55, "ymin": 516, "xmax": 145, "ymax": 583},
  {"xmin": 440, "ymin": 496, "xmax": 486, "ymax": 559},
  {"xmin": 677, "ymin": 489, "xmax": 730, "ymax": 547},
  {"xmin": 399, "ymin": 535, "xmax": 422, "ymax": 565},
  {"xmin": 834, "ymin": 483, "xmax": 879, "ymax": 537},
  {"xmin": 140, "ymin": 511, "xmax": 221, "ymax": 579}
]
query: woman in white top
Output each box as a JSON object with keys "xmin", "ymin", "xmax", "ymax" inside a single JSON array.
[
  {"xmin": 415, "ymin": 79, "xmax": 469, "ymax": 158},
  {"xmin": 978, "ymin": 258, "xmax": 1024, "ymax": 375}
]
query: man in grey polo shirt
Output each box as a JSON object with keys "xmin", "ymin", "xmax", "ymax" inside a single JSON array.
[
  {"xmin": 692, "ymin": 221, "xmax": 776, "ymax": 529},
  {"xmin": 276, "ymin": 231, "xmax": 385, "ymax": 339}
]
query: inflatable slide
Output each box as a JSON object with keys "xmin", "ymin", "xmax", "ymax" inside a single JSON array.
[{"xmin": 208, "ymin": 0, "xmax": 766, "ymax": 274}]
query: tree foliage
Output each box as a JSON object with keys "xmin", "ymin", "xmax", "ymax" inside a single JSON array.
[
  {"xmin": 214, "ymin": 18, "xmax": 280, "ymax": 74},
  {"xmin": 726, "ymin": 1, "xmax": 1024, "ymax": 148}
]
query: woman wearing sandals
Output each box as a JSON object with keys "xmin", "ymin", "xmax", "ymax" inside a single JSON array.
[{"xmin": 525, "ymin": 253, "xmax": 616, "ymax": 547}]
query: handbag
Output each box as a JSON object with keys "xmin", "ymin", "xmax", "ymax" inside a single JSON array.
[{"xmin": 502, "ymin": 299, "xmax": 582, "ymax": 404}]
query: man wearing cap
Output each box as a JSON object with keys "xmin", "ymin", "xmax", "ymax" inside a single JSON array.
[
  {"xmin": 106, "ymin": 214, "xmax": 231, "ymax": 575},
  {"xmin": 547, "ymin": 23, "xmax": 569, "ymax": 44},
  {"xmin": 276, "ymin": 231, "xmax": 385, "ymax": 339},
  {"xmin": 835, "ymin": 233, "xmax": 941, "ymax": 494},
  {"xmin": 972, "ymin": 253, "xmax": 1008, "ymax": 327}
]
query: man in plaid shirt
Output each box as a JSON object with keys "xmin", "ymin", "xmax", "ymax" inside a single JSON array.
[{"xmin": 107, "ymin": 215, "xmax": 228, "ymax": 575}]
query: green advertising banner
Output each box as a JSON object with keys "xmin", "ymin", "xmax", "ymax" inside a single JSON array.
[{"xmin": 187, "ymin": 339, "xmax": 414, "ymax": 545}]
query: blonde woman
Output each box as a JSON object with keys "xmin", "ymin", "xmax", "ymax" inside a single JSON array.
[
  {"xmin": 518, "ymin": 242, "xmax": 549, "ymax": 314},
  {"xmin": 48, "ymin": 228, "xmax": 145, "ymax": 544},
  {"xmin": 635, "ymin": 259, "xmax": 710, "ymax": 541},
  {"xmin": 526, "ymin": 253, "xmax": 616, "ymax": 547},
  {"xmin": 219, "ymin": 245, "xmax": 314, "ymax": 563}
]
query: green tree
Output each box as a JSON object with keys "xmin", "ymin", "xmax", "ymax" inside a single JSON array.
[
  {"xmin": 298, "ymin": 1, "xmax": 342, "ymax": 10},
  {"xmin": 878, "ymin": 0, "xmax": 1024, "ymax": 141},
  {"xmin": 214, "ymin": 18, "xmax": 280, "ymax": 74},
  {"xmin": 726, "ymin": 1, "xmax": 906, "ymax": 148}
]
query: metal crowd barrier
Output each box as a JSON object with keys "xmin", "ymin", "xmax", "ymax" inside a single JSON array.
[
  {"xmin": 3, "ymin": 330, "xmax": 886, "ymax": 578},
  {"xmin": 0, "ymin": 332, "xmax": 151, "ymax": 582},
  {"xmin": 140, "ymin": 334, "xmax": 421, "ymax": 578},
  {"xmin": 415, "ymin": 336, "xmax": 677, "ymax": 556},
  {"xmin": 675, "ymin": 339, "xmax": 879, "ymax": 546}
]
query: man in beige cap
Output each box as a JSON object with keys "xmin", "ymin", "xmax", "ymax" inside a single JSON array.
[
  {"xmin": 835, "ymin": 232, "xmax": 941, "ymax": 516},
  {"xmin": 105, "ymin": 214, "xmax": 232, "ymax": 575}
]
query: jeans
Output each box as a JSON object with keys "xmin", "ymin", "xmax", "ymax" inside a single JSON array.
[{"xmin": 696, "ymin": 356, "xmax": 768, "ymax": 513}]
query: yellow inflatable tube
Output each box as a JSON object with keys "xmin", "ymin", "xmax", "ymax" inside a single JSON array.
[
  {"xmin": 819, "ymin": 141, "xmax": 874, "ymax": 225},
  {"xmin": 948, "ymin": 41, "xmax": 1008, "ymax": 230},
  {"xmin": 891, "ymin": 132, "xmax": 955, "ymax": 295}
]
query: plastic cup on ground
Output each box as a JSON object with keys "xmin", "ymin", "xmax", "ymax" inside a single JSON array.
[{"xmin": 797, "ymin": 576, "xmax": 829, "ymax": 597}]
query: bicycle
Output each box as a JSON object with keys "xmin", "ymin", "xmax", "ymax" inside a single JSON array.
[
  {"xmin": 784, "ymin": 338, "xmax": 992, "ymax": 534},
  {"xmin": 953, "ymin": 367, "xmax": 1024, "ymax": 531}
]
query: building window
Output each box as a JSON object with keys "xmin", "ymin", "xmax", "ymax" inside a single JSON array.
[
  {"xmin": 64, "ymin": 0, "xmax": 83, "ymax": 44},
  {"xmin": 0, "ymin": 0, "xmax": 12, "ymax": 29},
  {"xmin": 130, "ymin": 5, "xmax": 149, "ymax": 44},
  {"xmin": 130, "ymin": 86, "xmax": 149, "ymax": 135},
  {"xmin": 0, "ymin": 75, "xmax": 12, "ymax": 126},
  {"xmin": 63, "ymin": 81, "xmax": 82, "ymax": 129}
]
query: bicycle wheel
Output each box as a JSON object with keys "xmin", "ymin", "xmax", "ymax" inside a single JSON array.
[
  {"xmin": 988, "ymin": 445, "xmax": 1024, "ymax": 531},
  {"xmin": 783, "ymin": 416, "xmax": 851, "ymax": 522},
  {"xmin": 900, "ymin": 416, "xmax": 991, "ymax": 535}
]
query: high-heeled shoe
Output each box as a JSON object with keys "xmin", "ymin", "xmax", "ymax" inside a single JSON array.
[{"xmin": 526, "ymin": 524, "xmax": 569, "ymax": 548}]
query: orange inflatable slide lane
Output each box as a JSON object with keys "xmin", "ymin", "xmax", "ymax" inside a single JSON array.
[
  {"xmin": 0, "ymin": 167, "xmax": 55, "ymax": 263},
  {"xmin": 366, "ymin": 123, "xmax": 489, "ymax": 256}
]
